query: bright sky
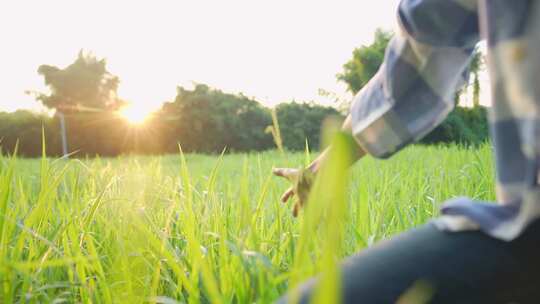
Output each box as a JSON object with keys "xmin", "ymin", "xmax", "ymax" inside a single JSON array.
[{"xmin": 0, "ymin": 0, "xmax": 404, "ymax": 113}]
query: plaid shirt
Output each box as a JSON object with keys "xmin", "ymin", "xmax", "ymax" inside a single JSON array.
[{"xmin": 350, "ymin": 0, "xmax": 540, "ymax": 241}]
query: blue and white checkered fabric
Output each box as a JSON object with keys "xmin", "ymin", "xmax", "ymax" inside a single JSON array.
[{"xmin": 350, "ymin": 0, "xmax": 540, "ymax": 241}]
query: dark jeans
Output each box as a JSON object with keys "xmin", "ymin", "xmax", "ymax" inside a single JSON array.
[{"xmin": 278, "ymin": 220, "xmax": 540, "ymax": 304}]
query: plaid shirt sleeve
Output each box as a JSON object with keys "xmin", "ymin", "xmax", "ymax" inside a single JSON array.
[
  {"xmin": 353, "ymin": 0, "xmax": 540, "ymax": 241},
  {"xmin": 350, "ymin": 0, "xmax": 479, "ymax": 158}
]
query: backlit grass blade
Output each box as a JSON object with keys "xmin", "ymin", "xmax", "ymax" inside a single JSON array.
[{"xmin": 0, "ymin": 148, "xmax": 16, "ymax": 250}]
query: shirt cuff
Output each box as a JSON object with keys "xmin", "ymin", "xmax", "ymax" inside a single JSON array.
[{"xmin": 350, "ymin": 70, "xmax": 413, "ymax": 158}]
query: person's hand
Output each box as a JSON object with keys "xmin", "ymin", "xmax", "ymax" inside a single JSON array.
[{"xmin": 272, "ymin": 167, "xmax": 316, "ymax": 217}]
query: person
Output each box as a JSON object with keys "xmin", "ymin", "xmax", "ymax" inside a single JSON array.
[{"xmin": 273, "ymin": 0, "xmax": 540, "ymax": 303}]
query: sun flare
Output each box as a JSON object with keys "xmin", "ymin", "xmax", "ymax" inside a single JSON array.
[{"xmin": 119, "ymin": 104, "xmax": 152, "ymax": 124}]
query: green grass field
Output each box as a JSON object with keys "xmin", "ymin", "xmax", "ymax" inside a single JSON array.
[{"xmin": 0, "ymin": 144, "xmax": 494, "ymax": 303}]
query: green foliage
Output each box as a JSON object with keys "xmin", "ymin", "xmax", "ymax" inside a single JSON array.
[
  {"xmin": 11, "ymin": 51, "xmax": 144, "ymax": 157},
  {"xmin": 469, "ymin": 48, "xmax": 484, "ymax": 108},
  {"xmin": 337, "ymin": 29, "xmax": 392, "ymax": 95},
  {"xmin": 159, "ymin": 84, "xmax": 274, "ymax": 153},
  {"xmin": 0, "ymin": 145, "xmax": 495, "ymax": 302},
  {"xmin": 421, "ymin": 106, "xmax": 489, "ymax": 145},
  {"xmin": 2, "ymin": 49, "xmax": 343, "ymax": 157},
  {"xmin": 275, "ymin": 102, "xmax": 342, "ymax": 151},
  {"xmin": 0, "ymin": 111, "xmax": 58, "ymax": 156},
  {"xmin": 35, "ymin": 50, "xmax": 123, "ymax": 112},
  {"xmin": 0, "ymin": 104, "xmax": 488, "ymax": 157},
  {"xmin": 0, "ymin": 88, "xmax": 343, "ymax": 156}
]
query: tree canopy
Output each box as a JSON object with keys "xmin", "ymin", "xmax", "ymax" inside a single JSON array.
[
  {"xmin": 337, "ymin": 29, "xmax": 392, "ymax": 95},
  {"xmin": 1, "ymin": 48, "xmax": 343, "ymax": 156},
  {"xmin": 36, "ymin": 50, "xmax": 123, "ymax": 112},
  {"xmin": 275, "ymin": 102, "xmax": 341, "ymax": 151},
  {"xmin": 159, "ymin": 84, "xmax": 274, "ymax": 153}
]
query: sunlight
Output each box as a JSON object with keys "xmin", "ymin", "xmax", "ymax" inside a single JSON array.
[{"xmin": 119, "ymin": 104, "xmax": 153, "ymax": 124}]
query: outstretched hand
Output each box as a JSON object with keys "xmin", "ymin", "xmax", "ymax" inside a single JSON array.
[{"xmin": 272, "ymin": 167, "xmax": 316, "ymax": 217}]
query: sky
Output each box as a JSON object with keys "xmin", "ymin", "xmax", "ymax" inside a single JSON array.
[{"xmin": 0, "ymin": 0, "xmax": 406, "ymax": 114}]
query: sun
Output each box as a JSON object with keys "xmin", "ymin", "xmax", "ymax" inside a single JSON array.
[{"xmin": 119, "ymin": 104, "xmax": 152, "ymax": 124}]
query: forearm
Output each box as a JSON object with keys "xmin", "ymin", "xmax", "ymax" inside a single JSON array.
[
  {"xmin": 341, "ymin": 114, "xmax": 366, "ymax": 161},
  {"xmin": 307, "ymin": 114, "xmax": 366, "ymax": 173}
]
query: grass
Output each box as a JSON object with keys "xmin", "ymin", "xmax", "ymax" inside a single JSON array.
[{"xmin": 0, "ymin": 143, "xmax": 495, "ymax": 303}]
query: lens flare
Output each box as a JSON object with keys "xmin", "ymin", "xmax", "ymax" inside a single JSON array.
[{"xmin": 119, "ymin": 104, "xmax": 152, "ymax": 124}]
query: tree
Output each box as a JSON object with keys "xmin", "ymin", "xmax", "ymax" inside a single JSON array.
[
  {"xmin": 159, "ymin": 84, "xmax": 274, "ymax": 153},
  {"xmin": 33, "ymin": 51, "xmax": 129, "ymax": 157},
  {"xmin": 469, "ymin": 48, "xmax": 484, "ymax": 108},
  {"xmin": 453, "ymin": 48, "xmax": 484, "ymax": 107},
  {"xmin": 275, "ymin": 102, "xmax": 342, "ymax": 151},
  {"xmin": 36, "ymin": 50, "xmax": 123, "ymax": 112},
  {"xmin": 0, "ymin": 110, "xmax": 60, "ymax": 157},
  {"xmin": 337, "ymin": 29, "xmax": 392, "ymax": 95},
  {"xmin": 421, "ymin": 106, "xmax": 488, "ymax": 145}
]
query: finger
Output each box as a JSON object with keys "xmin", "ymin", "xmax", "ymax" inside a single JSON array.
[
  {"xmin": 293, "ymin": 203, "xmax": 300, "ymax": 217},
  {"xmin": 280, "ymin": 188, "xmax": 295, "ymax": 203},
  {"xmin": 273, "ymin": 168, "xmax": 299, "ymax": 180},
  {"xmin": 272, "ymin": 168, "xmax": 288, "ymax": 177}
]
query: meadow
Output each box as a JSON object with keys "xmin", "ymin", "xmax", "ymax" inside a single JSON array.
[{"xmin": 0, "ymin": 144, "xmax": 494, "ymax": 303}]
